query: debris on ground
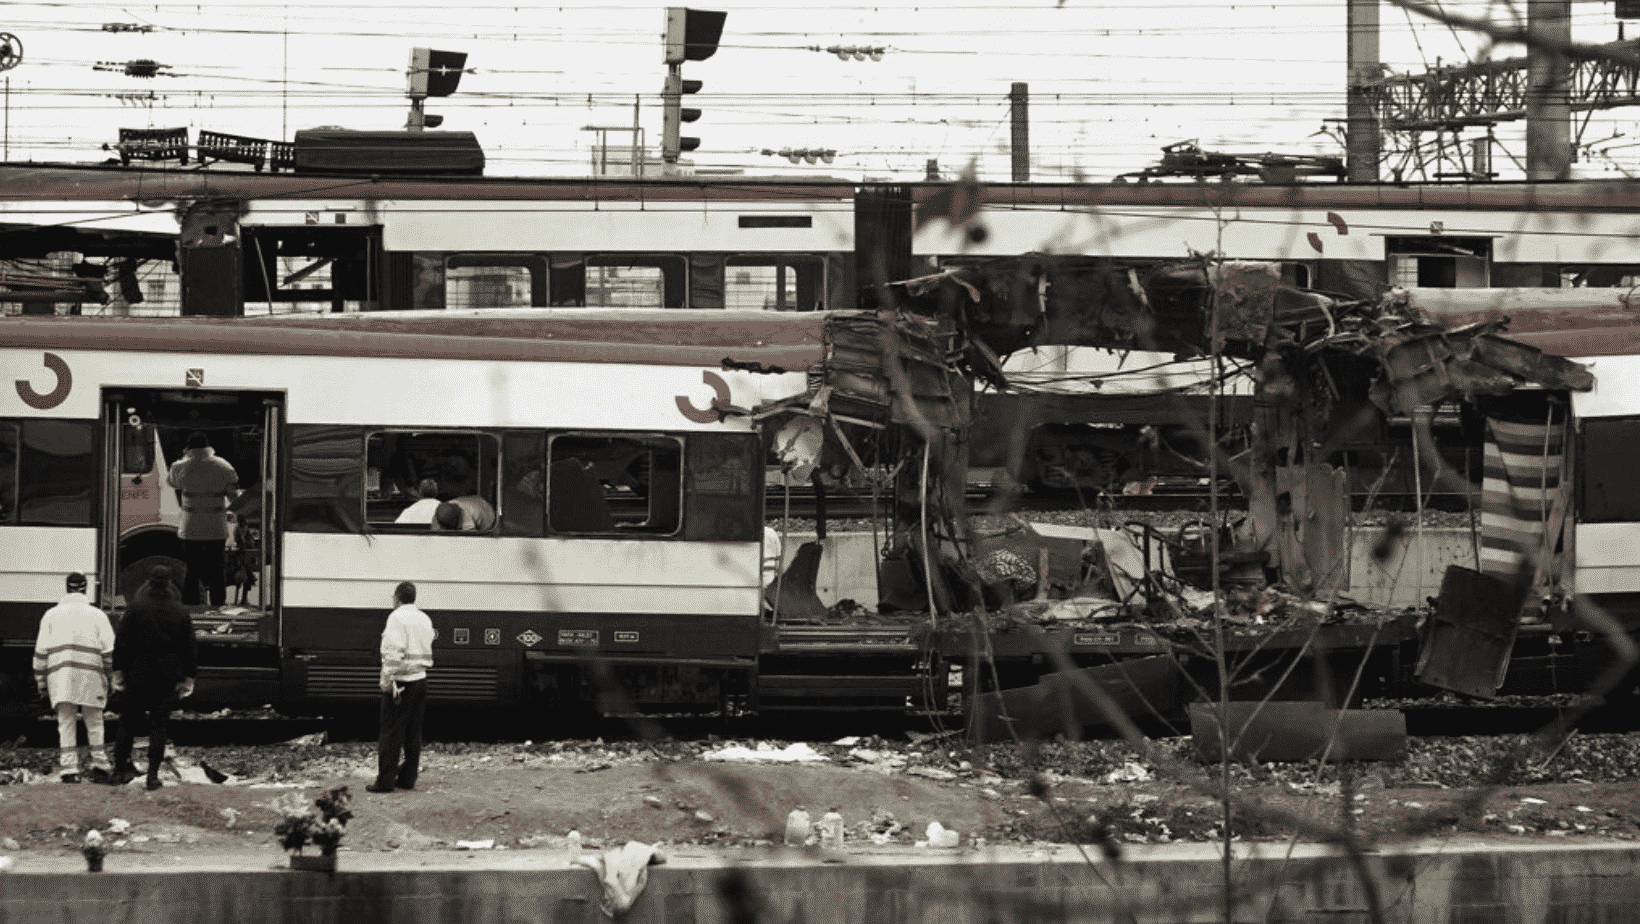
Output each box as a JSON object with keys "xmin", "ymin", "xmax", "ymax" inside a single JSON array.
[{"xmin": 700, "ymin": 742, "xmax": 827, "ymax": 763}]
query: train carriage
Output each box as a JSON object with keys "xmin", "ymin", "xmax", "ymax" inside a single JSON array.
[{"xmin": 1, "ymin": 310, "xmax": 853, "ymax": 717}]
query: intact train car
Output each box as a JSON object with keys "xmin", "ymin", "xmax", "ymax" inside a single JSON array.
[{"xmin": 1, "ymin": 310, "xmax": 835, "ymax": 717}]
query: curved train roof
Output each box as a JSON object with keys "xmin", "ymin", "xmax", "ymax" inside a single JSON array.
[
  {"xmin": 5, "ymin": 163, "xmax": 1640, "ymax": 212},
  {"xmin": 1, "ymin": 308, "xmax": 849, "ymax": 369}
]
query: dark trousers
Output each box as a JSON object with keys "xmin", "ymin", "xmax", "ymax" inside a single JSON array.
[
  {"xmin": 181, "ymin": 538, "xmax": 227, "ymax": 607},
  {"xmin": 113, "ymin": 691, "xmax": 176, "ymax": 778},
  {"xmin": 376, "ymin": 678, "xmax": 427, "ymax": 789}
]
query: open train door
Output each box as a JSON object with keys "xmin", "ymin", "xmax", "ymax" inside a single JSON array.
[
  {"xmin": 97, "ymin": 393, "xmax": 124, "ymax": 611},
  {"xmin": 258, "ymin": 398, "xmax": 282, "ymax": 646}
]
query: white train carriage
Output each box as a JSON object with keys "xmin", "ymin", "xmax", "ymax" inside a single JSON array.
[{"xmin": 1, "ymin": 309, "xmax": 833, "ymax": 714}]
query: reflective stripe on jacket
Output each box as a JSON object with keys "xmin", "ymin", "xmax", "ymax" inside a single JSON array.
[{"xmin": 32, "ymin": 593, "xmax": 115, "ymax": 708}]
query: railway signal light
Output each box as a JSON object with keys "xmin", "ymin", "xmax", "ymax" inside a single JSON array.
[
  {"xmin": 660, "ymin": 7, "xmax": 725, "ymax": 164},
  {"xmin": 406, "ymin": 47, "xmax": 467, "ymax": 132}
]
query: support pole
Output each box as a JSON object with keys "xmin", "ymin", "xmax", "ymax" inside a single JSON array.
[
  {"xmin": 1009, "ymin": 82, "xmax": 1029, "ymax": 182},
  {"xmin": 631, "ymin": 94, "xmax": 641, "ymax": 177},
  {"xmin": 1527, "ymin": 0, "xmax": 1572, "ymax": 180},
  {"xmin": 1346, "ymin": 0, "xmax": 1381, "ymax": 182}
]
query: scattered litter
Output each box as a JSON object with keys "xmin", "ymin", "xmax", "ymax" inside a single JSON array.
[
  {"xmin": 1576, "ymin": 806, "xmax": 1593, "ymax": 813},
  {"xmin": 693, "ymin": 810, "xmax": 714, "ymax": 824},
  {"xmin": 701, "ymin": 742, "xmax": 827, "ymax": 763},
  {"xmin": 0, "ymin": 838, "xmax": 18, "ymax": 850},
  {"xmin": 0, "ymin": 857, "xmax": 12, "ymax": 872},
  {"xmin": 832, "ymin": 737, "xmax": 860, "ymax": 747},
  {"xmin": 905, "ymin": 767, "xmax": 956, "ymax": 781},
  {"xmin": 107, "ymin": 819, "xmax": 130, "ymax": 834},
  {"xmin": 281, "ymin": 733, "xmax": 326, "ymax": 748},
  {"xmin": 219, "ymin": 808, "xmax": 240, "ymax": 828},
  {"xmin": 643, "ymin": 795, "xmax": 664, "ymax": 809},
  {"xmin": 923, "ymin": 822, "xmax": 959, "ymax": 849},
  {"xmin": 1103, "ymin": 761, "xmax": 1151, "ymax": 783},
  {"xmin": 1506, "ymin": 824, "xmax": 1527, "ymax": 834},
  {"xmin": 1521, "ymin": 797, "xmax": 1548, "ymax": 805},
  {"xmin": 456, "ymin": 840, "xmax": 495, "ymax": 850}
]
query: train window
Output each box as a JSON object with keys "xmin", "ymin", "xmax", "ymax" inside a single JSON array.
[
  {"xmin": 1385, "ymin": 236, "xmax": 1491, "ymax": 288},
  {"xmin": 365, "ymin": 431, "xmax": 500, "ymax": 533},
  {"xmin": 725, "ymin": 256, "xmax": 825, "ymax": 311},
  {"xmin": 288, "ymin": 425, "xmax": 365, "ymax": 534},
  {"xmin": 501, "ymin": 431, "xmax": 546, "ymax": 537},
  {"xmin": 1579, "ymin": 417, "xmax": 1640, "ymax": 523},
  {"xmin": 0, "ymin": 422, "xmax": 15, "ymax": 523},
  {"xmin": 584, "ymin": 255, "xmax": 687, "ymax": 309},
  {"xmin": 4, "ymin": 419, "xmax": 96, "ymax": 526},
  {"xmin": 682, "ymin": 432, "xmax": 762, "ymax": 541},
  {"xmin": 444, "ymin": 254, "xmax": 548, "ymax": 310},
  {"xmin": 547, "ymin": 434, "xmax": 681, "ymax": 535}
]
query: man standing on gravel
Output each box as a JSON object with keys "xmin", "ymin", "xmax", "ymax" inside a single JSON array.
[
  {"xmin": 112, "ymin": 565, "xmax": 196, "ymax": 790},
  {"xmin": 32, "ymin": 573, "xmax": 116, "ymax": 784},
  {"xmin": 369, "ymin": 581, "xmax": 434, "ymax": 793}
]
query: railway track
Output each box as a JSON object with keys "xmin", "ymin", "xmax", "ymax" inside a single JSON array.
[{"xmin": 4, "ymin": 698, "xmax": 1631, "ymax": 750}]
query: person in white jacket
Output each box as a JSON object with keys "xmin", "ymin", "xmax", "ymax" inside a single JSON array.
[
  {"xmin": 32, "ymin": 573, "xmax": 115, "ymax": 783},
  {"xmin": 368, "ymin": 581, "xmax": 435, "ymax": 793}
]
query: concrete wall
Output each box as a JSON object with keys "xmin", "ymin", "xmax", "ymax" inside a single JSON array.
[{"xmin": 4, "ymin": 841, "xmax": 1639, "ymax": 923}]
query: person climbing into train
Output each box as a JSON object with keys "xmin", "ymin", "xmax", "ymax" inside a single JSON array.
[
  {"xmin": 32, "ymin": 573, "xmax": 116, "ymax": 784},
  {"xmin": 394, "ymin": 478, "xmax": 444, "ymax": 525},
  {"xmin": 369, "ymin": 581, "xmax": 435, "ymax": 793},
  {"xmin": 110, "ymin": 565, "xmax": 197, "ymax": 790},
  {"xmin": 167, "ymin": 431, "xmax": 240, "ymax": 608},
  {"xmin": 429, "ymin": 495, "xmax": 495, "ymax": 531}
]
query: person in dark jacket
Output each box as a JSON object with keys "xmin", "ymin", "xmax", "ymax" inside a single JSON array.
[{"xmin": 111, "ymin": 565, "xmax": 197, "ymax": 790}]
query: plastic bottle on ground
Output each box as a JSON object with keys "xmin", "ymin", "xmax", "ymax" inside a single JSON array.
[
  {"xmin": 784, "ymin": 808, "xmax": 810, "ymax": 847},
  {"xmin": 820, "ymin": 808, "xmax": 844, "ymax": 850}
]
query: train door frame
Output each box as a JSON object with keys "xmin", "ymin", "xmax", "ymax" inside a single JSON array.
[{"xmin": 97, "ymin": 388, "xmax": 285, "ymax": 639}]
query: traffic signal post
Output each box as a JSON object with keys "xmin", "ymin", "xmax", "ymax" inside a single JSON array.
[{"xmin": 660, "ymin": 7, "xmax": 726, "ymax": 164}]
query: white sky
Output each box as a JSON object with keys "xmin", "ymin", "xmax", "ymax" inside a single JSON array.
[{"xmin": 2, "ymin": 0, "xmax": 1638, "ymax": 181}]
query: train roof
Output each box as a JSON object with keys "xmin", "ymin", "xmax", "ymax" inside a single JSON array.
[
  {"xmin": 6, "ymin": 163, "xmax": 1640, "ymax": 212},
  {"xmin": 1, "ymin": 308, "xmax": 857, "ymax": 369}
]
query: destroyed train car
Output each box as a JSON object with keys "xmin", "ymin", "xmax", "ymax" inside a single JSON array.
[{"xmin": 890, "ymin": 256, "xmax": 1640, "ymax": 740}]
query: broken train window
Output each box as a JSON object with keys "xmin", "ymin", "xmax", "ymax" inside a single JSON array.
[
  {"xmin": 366, "ymin": 430, "xmax": 500, "ymax": 532},
  {"xmin": 547, "ymin": 433, "xmax": 681, "ymax": 535}
]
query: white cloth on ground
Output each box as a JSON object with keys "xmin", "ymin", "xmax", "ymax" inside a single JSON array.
[{"xmin": 574, "ymin": 841, "xmax": 667, "ymax": 917}]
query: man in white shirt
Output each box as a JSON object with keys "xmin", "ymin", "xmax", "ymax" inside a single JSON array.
[
  {"xmin": 394, "ymin": 479, "xmax": 444, "ymax": 525},
  {"xmin": 368, "ymin": 581, "xmax": 435, "ymax": 793},
  {"xmin": 32, "ymin": 573, "xmax": 115, "ymax": 783}
]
